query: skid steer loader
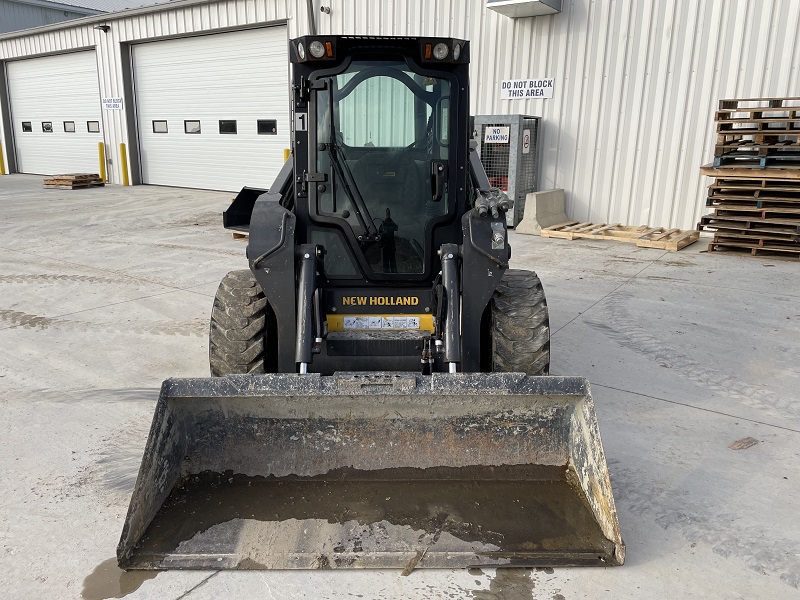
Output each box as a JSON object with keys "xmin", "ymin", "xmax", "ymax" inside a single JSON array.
[{"xmin": 118, "ymin": 36, "xmax": 624, "ymax": 570}]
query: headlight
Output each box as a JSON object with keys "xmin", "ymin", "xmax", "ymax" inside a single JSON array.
[
  {"xmin": 433, "ymin": 42, "xmax": 449, "ymax": 60},
  {"xmin": 309, "ymin": 40, "xmax": 326, "ymax": 59},
  {"xmin": 453, "ymin": 43, "xmax": 461, "ymax": 60},
  {"xmin": 296, "ymin": 42, "xmax": 306, "ymax": 60}
]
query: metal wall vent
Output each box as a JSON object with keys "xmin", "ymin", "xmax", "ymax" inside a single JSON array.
[{"xmin": 486, "ymin": 0, "xmax": 561, "ymax": 18}]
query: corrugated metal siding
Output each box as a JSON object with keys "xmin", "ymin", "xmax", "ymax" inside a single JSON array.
[
  {"xmin": 0, "ymin": 1, "xmax": 90, "ymax": 34},
  {"xmin": 305, "ymin": 0, "xmax": 800, "ymax": 230},
  {"xmin": 94, "ymin": 0, "xmax": 290, "ymax": 184},
  {"xmin": 1, "ymin": 0, "xmax": 799, "ymax": 221},
  {"xmin": 0, "ymin": 0, "xmax": 290, "ymax": 183}
]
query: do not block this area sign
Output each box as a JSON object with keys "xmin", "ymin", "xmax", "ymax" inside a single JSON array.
[
  {"xmin": 500, "ymin": 78, "xmax": 554, "ymax": 99},
  {"xmin": 102, "ymin": 97, "xmax": 123, "ymax": 110}
]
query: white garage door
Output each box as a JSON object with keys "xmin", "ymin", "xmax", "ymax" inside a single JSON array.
[
  {"xmin": 133, "ymin": 27, "xmax": 290, "ymax": 191},
  {"xmin": 7, "ymin": 51, "xmax": 103, "ymax": 175}
]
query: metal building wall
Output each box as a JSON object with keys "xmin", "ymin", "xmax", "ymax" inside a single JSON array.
[
  {"xmin": 301, "ymin": 0, "xmax": 800, "ymax": 230},
  {"xmin": 1, "ymin": 0, "xmax": 798, "ymax": 221},
  {"xmin": 0, "ymin": 0, "xmax": 291, "ymax": 184}
]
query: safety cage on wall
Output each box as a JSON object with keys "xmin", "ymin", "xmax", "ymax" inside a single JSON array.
[{"xmin": 473, "ymin": 114, "xmax": 541, "ymax": 227}]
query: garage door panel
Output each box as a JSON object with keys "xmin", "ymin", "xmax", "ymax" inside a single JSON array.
[
  {"xmin": 134, "ymin": 27, "xmax": 290, "ymax": 191},
  {"xmin": 7, "ymin": 51, "xmax": 102, "ymax": 175}
]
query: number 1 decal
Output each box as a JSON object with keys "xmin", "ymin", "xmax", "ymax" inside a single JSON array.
[{"xmin": 295, "ymin": 112, "xmax": 307, "ymax": 131}]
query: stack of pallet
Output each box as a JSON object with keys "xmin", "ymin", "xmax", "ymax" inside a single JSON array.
[
  {"xmin": 699, "ymin": 97, "xmax": 800, "ymax": 261},
  {"xmin": 43, "ymin": 173, "xmax": 104, "ymax": 189}
]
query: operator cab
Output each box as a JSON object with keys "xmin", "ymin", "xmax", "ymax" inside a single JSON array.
[{"xmin": 291, "ymin": 37, "xmax": 469, "ymax": 283}]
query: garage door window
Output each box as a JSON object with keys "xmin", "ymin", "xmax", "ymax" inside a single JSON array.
[
  {"xmin": 219, "ymin": 120, "xmax": 237, "ymax": 134},
  {"xmin": 64, "ymin": 121, "xmax": 75, "ymax": 133},
  {"xmin": 22, "ymin": 122, "xmax": 32, "ymax": 132},
  {"xmin": 184, "ymin": 120, "xmax": 201, "ymax": 134},
  {"xmin": 258, "ymin": 119, "xmax": 277, "ymax": 135},
  {"xmin": 152, "ymin": 120, "xmax": 168, "ymax": 133},
  {"xmin": 88, "ymin": 121, "xmax": 100, "ymax": 133},
  {"xmin": 42, "ymin": 122, "xmax": 53, "ymax": 133}
]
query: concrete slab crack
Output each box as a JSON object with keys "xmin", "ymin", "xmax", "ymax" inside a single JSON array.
[{"xmin": 174, "ymin": 572, "xmax": 219, "ymax": 599}]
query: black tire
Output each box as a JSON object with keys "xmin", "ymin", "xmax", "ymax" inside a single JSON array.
[
  {"xmin": 209, "ymin": 270, "xmax": 268, "ymax": 376},
  {"xmin": 490, "ymin": 269, "xmax": 550, "ymax": 376}
]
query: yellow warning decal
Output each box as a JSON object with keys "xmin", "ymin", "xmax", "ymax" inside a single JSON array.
[{"xmin": 328, "ymin": 314, "xmax": 434, "ymax": 333}]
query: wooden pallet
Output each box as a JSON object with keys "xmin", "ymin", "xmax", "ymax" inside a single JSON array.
[
  {"xmin": 44, "ymin": 182, "xmax": 105, "ymax": 189},
  {"xmin": 714, "ymin": 140, "xmax": 800, "ymax": 157},
  {"xmin": 706, "ymin": 229, "xmax": 800, "ymax": 243},
  {"xmin": 708, "ymin": 179, "xmax": 800, "ymax": 196},
  {"xmin": 701, "ymin": 164, "xmax": 800, "ymax": 180},
  {"xmin": 716, "ymin": 113, "xmax": 800, "ymax": 123},
  {"xmin": 232, "ymin": 231, "xmax": 248, "ymax": 241},
  {"xmin": 718, "ymin": 97, "xmax": 800, "ymax": 111},
  {"xmin": 717, "ymin": 120, "xmax": 800, "ymax": 137},
  {"xmin": 540, "ymin": 222, "xmax": 699, "ymax": 251},
  {"xmin": 711, "ymin": 204, "xmax": 800, "ymax": 218},
  {"xmin": 716, "ymin": 135, "xmax": 800, "ymax": 146},
  {"xmin": 714, "ymin": 117, "xmax": 800, "ymax": 127},
  {"xmin": 710, "ymin": 177, "xmax": 800, "ymax": 191},
  {"xmin": 712, "ymin": 153, "xmax": 800, "ymax": 169},
  {"xmin": 709, "ymin": 240, "xmax": 800, "ymax": 260},
  {"xmin": 707, "ymin": 196, "xmax": 800, "ymax": 210},
  {"xmin": 699, "ymin": 214, "xmax": 800, "ymax": 235},
  {"xmin": 43, "ymin": 173, "xmax": 104, "ymax": 189}
]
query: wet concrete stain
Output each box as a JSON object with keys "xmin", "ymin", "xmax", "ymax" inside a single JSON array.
[
  {"xmin": 472, "ymin": 568, "xmax": 536, "ymax": 599},
  {"xmin": 81, "ymin": 558, "xmax": 158, "ymax": 600},
  {"xmin": 125, "ymin": 466, "xmax": 610, "ymax": 568},
  {"xmin": 0, "ymin": 307, "xmax": 206, "ymax": 336}
]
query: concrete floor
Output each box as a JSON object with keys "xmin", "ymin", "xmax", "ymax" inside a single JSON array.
[{"xmin": 0, "ymin": 173, "xmax": 798, "ymax": 599}]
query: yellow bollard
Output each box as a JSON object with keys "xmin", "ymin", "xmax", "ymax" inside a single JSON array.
[
  {"xmin": 284, "ymin": 148, "xmax": 291, "ymax": 162},
  {"xmin": 98, "ymin": 142, "xmax": 106, "ymax": 183},
  {"xmin": 119, "ymin": 143, "xmax": 129, "ymax": 186},
  {"xmin": 0, "ymin": 142, "xmax": 5, "ymax": 175}
]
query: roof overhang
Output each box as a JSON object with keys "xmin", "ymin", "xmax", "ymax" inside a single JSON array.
[{"xmin": 7, "ymin": 0, "xmax": 103, "ymax": 16}]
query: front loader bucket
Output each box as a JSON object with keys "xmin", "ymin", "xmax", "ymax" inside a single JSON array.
[{"xmin": 118, "ymin": 373, "xmax": 624, "ymax": 570}]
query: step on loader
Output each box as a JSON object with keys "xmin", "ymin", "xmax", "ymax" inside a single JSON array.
[{"xmin": 118, "ymin": 36, "xmax": 624, "ymax": 570}]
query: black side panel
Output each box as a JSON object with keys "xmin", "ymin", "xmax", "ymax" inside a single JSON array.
[
  {"xmin": 460, "ymin": 211, "xmax": 509, "ymax": 372},
  {"xmin": 248, "ymin": 197, "xmax": 297, "ymax": 374}
]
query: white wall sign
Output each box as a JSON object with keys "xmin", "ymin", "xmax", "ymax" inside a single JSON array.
[
  {"xmin": 500, "ymin": 78, "xmax": 554, "ymax": 99},
  {"xmin": 102, "ymin": 97, "xmax": 123, "ymax": 110},
  {"xmin": 484, "ymin": 126, "xmax": 510, "ymax": 143}
]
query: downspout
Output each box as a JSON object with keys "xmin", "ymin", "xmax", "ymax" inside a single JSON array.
[{"xmin": 306, "ymin": 0, "xmax": 317, "ymax": 35}]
